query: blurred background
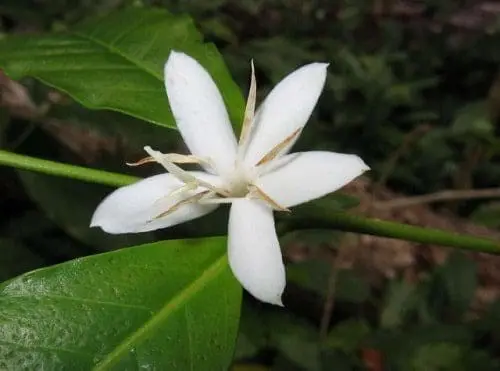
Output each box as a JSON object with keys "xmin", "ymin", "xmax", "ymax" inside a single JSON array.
[{"xmin": 1, "ymin": 0, "xmax": 500, "ymax": 370}]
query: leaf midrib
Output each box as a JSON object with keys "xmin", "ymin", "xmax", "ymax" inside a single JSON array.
[
  {"xmin": 73, "ymin": 30, "xmax": 162, "ymax": 81},
  {"xmin": 93, "ymin": 254, "xmax": 229, "ymax": 370}
]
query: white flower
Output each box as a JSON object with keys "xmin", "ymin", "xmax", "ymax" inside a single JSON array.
[{"xmin": 90, "ymin": 51, "xmax": 369, "ymax": 306}]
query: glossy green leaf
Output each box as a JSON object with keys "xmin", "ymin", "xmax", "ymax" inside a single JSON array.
[
  {"xmin": 380, "ymin": 280, "xmax": 418, "ymax": 328},
  {"xmin": 470, "ymin": 202, "xmax": 500, "ymax": 229},
  {"xmin": 0, "ymin": 8, "xmax": 244, "ymax": 130},
  {"xmin": 238, "ymin": 303, "xmax": 321, "ymax": 371},
  {"xmin": 287, "ymin": 259, "xmax": 370, "ymax": 304},
  {"xmin": 326, "ymin": 319, "xmax": 370, "ymax": 353},
  {"xmin": 437, "ymin": 252, "xmax": 477, "ymax": 318},
  {"xmin": 0, "ymin": 237, "xmax": 242, "ymax": 370},
  {"xmin": 451, "ymin": 101, "xmax": 493, "ymax": 139},
  {"xmin": 410, "ymin": 343, "xmax": 463, "ymax": 371}
]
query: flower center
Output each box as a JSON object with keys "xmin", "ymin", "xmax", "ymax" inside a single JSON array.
[
  {"xmin": 130, "ymin": 147, "xmax": 290, "ymax": 224},
  {"xmin": 224, "ymin": 163, "xmax": 254, "ymax": 198}
]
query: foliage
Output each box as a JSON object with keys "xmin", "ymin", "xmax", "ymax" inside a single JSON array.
[
  {"xmin": 1, "ymin": 237, "xmax": 241, "ymax": 370},
  {"xmin": 233, "ymin": 252, "xmax": 500, "ymax": 370}
]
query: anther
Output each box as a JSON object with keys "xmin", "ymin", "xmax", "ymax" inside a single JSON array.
[
  {"xmin": 255, "ymin": 127, "xmax": 302, "ymax": 166},
  {"xmin": 248, "ymin": 185, "xmax": 290, "ymax": 212},
  {"xmin": 150, "ymin": 190, "xmax": 211, "ymax": 221}
]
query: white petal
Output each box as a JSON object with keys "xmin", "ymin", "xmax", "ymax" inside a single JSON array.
[
  {"xmin": 90, "ymin": 172, "xmax": 221, "ymax": 234},
  {"xmin": 165, "ymin": 51, "xmax": 238, "ymax": 175},
  {"xmin": 243, "ymin": 63, "xmax": 328, "ymax": 166},
  {"xmin": 257, "ymin": 151, "xmax": 369, "ymax": 208},
  {"xmin": 228, "ymin": 199, "xmax": 285, "ymax": 306}
]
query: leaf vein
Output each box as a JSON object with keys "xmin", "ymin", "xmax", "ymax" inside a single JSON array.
[
  {"xmin": 93, "ymin": 255, "xmax": 228, "ymax": 370},
  {"xmin": 0, "ymin": 339, "xmax": 92, "ymax": 358},
  {"xmin": 72, "ymin": 32, "xmax": 161, "ymax": 82},
  {"xmin": 0, "ymin": 294, "xmax": 151, "ymax": 311},
  {"xmin": 185, "ymin": 306, "xmax": 194, "ymax": 371}
]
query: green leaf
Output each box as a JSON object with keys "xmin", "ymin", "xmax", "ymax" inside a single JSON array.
[
  {"xmin": 370, "ymin": 324, "xmax": 473, "ymax": 370},
  {"xmin": 437, "ymin": 252, "xmax": 477, "ymax": 318},
  {"xmin": 326, "ymin": 319, "xmax": 370, "ymax": 353},
  {"xmin": 287, "ymin": 260, "xmax": 370, "ymax": 304},
  {"xmin": 410, "ymin": 343, "xmax": 463, "ymax": 371},
  {"xmin": 266, "ymin": 311, "xmax": 321, "ymax": 371},
  {"xmin": 271, "ymin": 317, "xmax": 320, "ymax": 371},
  {"xmin": 470, "ymin": 202, "xmax": 500, "ymax": 229},
  {"xmin": 380, "ymin": 279, "xmax": 418, "ymax": 328},
  {"xmin": 335, "ymin": 270, "xmax": 371, "ymax": 304},
  {"xmin": 238, "ymin": 303, "xmax": 321, "ymax": 370},
  {"xmin": 451, "ymin": 101, "xmax": 493, "ymax": 139},
  {"xmin": 287, "ymin": 259, "xmax": 330, "ymax": 298},
  {"xmin": 0, "ymin": 237, "xmax": 242, "ymax": 370},
  {"xmin": 0, "ymin": 8, "xmax": 244, "ymax": 130}
]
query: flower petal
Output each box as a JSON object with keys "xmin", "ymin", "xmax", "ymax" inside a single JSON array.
[
  {"xmin": 257, "ymin": 151, "xmax": 369, "ymax": 208},
  {"xmin": 243, "ymin": 62, "xmax": 328, "ymax": 166},
  {"xmin": 164, "ymin": 51, "xmax": 237, "ymax": 175},
  {"xmin": 228, "ymin": 199, "xmax": 285, "ymax": 306},
  {"xmin": 90, "ymin": 172, "xmax": 221, "ymax": 234}
]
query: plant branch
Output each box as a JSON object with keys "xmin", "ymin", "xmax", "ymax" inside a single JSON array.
[
  {"xmin": 373, "ymin": 124, "xmax": 431, "ymax": 193},
  {"xmin": 1, "ymin": 150, "xmax": 499, "ymax": 254},
  {"xmin": 288, "ymin": 204, "xmax": 500, "ymax": 254},
  {"xmin": 375, "ymin": 188, "xmax": 500, "ymax": 210},
  {"xmin": 0, "ymin": 150, "xmax": 138, "ymax": 187}
]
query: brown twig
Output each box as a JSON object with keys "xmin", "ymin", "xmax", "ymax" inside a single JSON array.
[
  {"xmin": 372, "ymin": 124, "xmax": 432, "ymax": 196},
  {"xmin": 319, "ymin": 235, "xmax": 357, "ymax": 340},
  {"xmin": 319, "ymin": 255, "xmax": 340, "ymax": 340},
  {"xmin": 375, "ymin": 187, "xmax": 500, "ymax": 210}
]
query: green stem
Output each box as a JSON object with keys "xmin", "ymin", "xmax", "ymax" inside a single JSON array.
[
  {"xmin": 288, "ymin": 204, "xmax": 500, "ymax": 254},
  {"xmin": 0, "ymin": 150, "xmax": 138, "ymax": 187},
  {"xmin": 1, "ymin": 150, "xmax": 499, "ymax": 253}
]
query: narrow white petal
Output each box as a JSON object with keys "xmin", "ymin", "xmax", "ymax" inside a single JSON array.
[
  {"xmin": 90, "ymin": 172, "xmax": 221, "ymax": 234},
  {"xmin": 243, "ymin": 63, "xmax": 328, "ymax": 166},
  {"xmin": 257, "ymin": 151, "xmax": 369, "ymax": 208},
  {"xmin": 165, "ymin": 51, "xmax": 237, "ymax": 175},
  {"xmin": 228, "ymin": 199, "xmax": 285, "ymax": 306}
]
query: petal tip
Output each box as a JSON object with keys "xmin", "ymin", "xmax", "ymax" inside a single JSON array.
[
  {"xmin": 89, "ymin": 211, "xmax": 101, "ymax": 228},
  {"xmin": 257, "ymin": 291, "xmax": 286, "ymax": 307},
  {"xmin": 166, "ymin": 50, "xmax": 186, "ymax": 62},
  {"xmin": 310, "ymin": 62, "xmax": 329, "ymax": 73},
  {"xmin": 165, "ymin": 50, "xmax": 194, "ymax": 78},
  {"xmin": 350, "ymin": 154, "xmax": 370, "ymax": 173},
  {"xmin": 257, "ymin": 293, "xmax": 284, "ymax": 307},
  {"xmin": 89, "ymin": 214, "xmax": 110, "ymax": 232},
  {"xmin": 273, "ymin": 297, "xmax": 285, "ymax": 307},
  {"xmin": 358, "ymin": 158, "xmax": 370, "ymax": 172}
]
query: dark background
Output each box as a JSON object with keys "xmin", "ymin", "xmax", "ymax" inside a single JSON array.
[{"xmin": 1, "ymin": 1, "xmax": 500, "ymax": 370}]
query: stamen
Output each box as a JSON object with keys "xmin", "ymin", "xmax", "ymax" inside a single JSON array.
[
  {"xmin": 143, "ymin": 146, "xmax": 231, "ymax": 197},
  {"xmin": 248, "ymin": 185, "xmax": 290, "ymax": 212},
  {"xmin": 200, "ymin": 197, "xmax": 241, "ymax": 205},
  {"xmin": 144, "ymin": 146, "xmax": 197, "ymax": 184},
  {"xmin": 152, "ymin": 182, "xmax": 209, "ymax": 209},
  {"xmin": 150, "ymin": 190, "xmax": 211, "ymax": 221},
  {"xmin": 163, "ymin": 181, "xmax": 198, "ymax": 201},
  {"xmin": 128, "ymin": 153, "xmax": 213, "ymax": 167},
  {"xmin": 162, "ymin": 153, "xmax": 207, "ymax": 165},
  {"xmin": 255, "ymin": 127, "xmax": 302, "ymax": 166},
  {"xmin": 238, "ymin": 60, "xmax": 257, "ymax": 157},
  {"xmin": 126, "ymin": 156, "xmax": 155, "ymax": 166}
]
